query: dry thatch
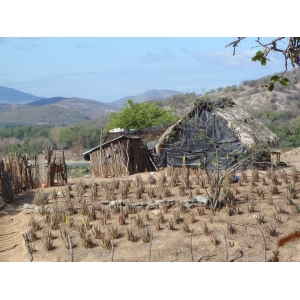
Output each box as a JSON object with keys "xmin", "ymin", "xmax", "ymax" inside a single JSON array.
[{"xmin": 155, "ymin": 100, "xmax": 279, "ymax": 153}]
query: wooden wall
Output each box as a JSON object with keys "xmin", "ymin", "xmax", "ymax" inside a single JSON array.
[{"xmin": 89, "ymin": 138, "xmax": 155, "ymax": 178}]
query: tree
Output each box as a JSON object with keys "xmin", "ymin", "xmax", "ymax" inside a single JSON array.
[
  {"xmin": 226, "ymin": 37, "xmax": 300, "ymax": 91},
  {"xmin": 104, "ymin": 99, "xmax": 179, "ymax": 132}
]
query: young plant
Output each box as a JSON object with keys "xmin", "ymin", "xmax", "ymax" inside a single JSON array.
[
  {"xmin": 294, "ymin": 203, "xmax": 300, "ymax": 214},
  {"xmin": 52, "ymin": 189, "xmax": 58, "ymax": 200},
  {"xmin": 264, "ymin": 224, "xmax": 277, "ymax": 237},
  {"xmin": 158, "ymin": 173, "xmax": 167, "ymax": 186},
  {"xmin": 170, "ymin": 171, "xmax": 179, "ymax": 187},
  {"xmin": 60, "ymin": 225, "xmax": 74, "ymax": 249},
  {"xmin": 34, "ymin": 189, "xmax": 49, "ymax": 206},
  {"xmin": 241, "ymin": 170, "xmax": 248, "ymax": 183},
  {"xmin": 189, "ymin": 211, "xmax": 196, "ymax": 223},
  {"xmin": 181, "ymin": 222, "xmax": 190, "ymax": 233},
  {"xmin": 75, "ymin": 179, "xmax": 86, "ymax": 199},
  {"xmin": 280, "ymin": 169, "xmax": 289, "ymax": 184},
  {"xmin": 148, "ymin": 173, "xmax": 157, "ymax": 184},
  {"xmin": 178, "ymin": 200, "xmax": 186, "ymax": 213},
  {"xmin": 162, "ymin": 185, "xmax": 172, "ymax": 197},
  {"xmin": 173, "ymin": 210, "xmax": 181, "ymax": 224},
  {"xmin": 135, "ymin": 186, "xmax": 143, "ymax": 199},
  {"xmin": 291, "ymin": 167, "xmax": 299, "ymax": 183},
  {"xmin": 42, "ymin": 226, "xmax": 53, "ymax": 251},
  {"xmin": 49, "ymin": 210, "xmax": 60, "ymax": 230},
  {"xmin": 166, "ymin": 218, "xmax": 175, "ymax": 230},
  {"xmin": 225, "ymin": 205, "xmax": 235, "ymax": 216},
  {"xmin": 126, "ymin": 227, "xmax": 139, "ymax": 242},
  {"xmin": 153, "ymin": 218, "xmax": 161, "ymax": 230},
  {"xmin": 162, "ymin": 203, "xmax": 169, "ymax": 213},
  {"xmin": 126, "ymin": 203, "xmax": 137, "ymax": 215},
  {"xmin": 101, "ymin": 233, "xmax": 112, "ymax": 249},
  {"xmin": 79, "ymin": 228, "xmax": 94, "ymax": 248},
  {"xmin": 285, "ymin": 196, "xmax": 293, "ymax": 206},
  {"xmin": 227, "ymin": 222, "xmax": 236, "ymax": 234},
  {"xmin": 89, "ymin": 181, "xmax": 98, "ymax": 202},
  {"xmin": 140, "ymin": 227, "xmax": 152, "ymax": 243},
  {"xmin": 254, "ymin": 212, "xmax": 265, "ymax": 225},
  {"xmin": 178, "ymin": 184, "xmax": 185, "ymax": 196},
  {"xmin": 211, "ymin": 234, "xmax": 220, "ymax": 246},
  {"xmin": 197, "ymin": 206, "xmax": 205, "ymax": 216},
  {"xmin": 147, "ymin": 186, "xmax": 157, "ymax": 199},
  {"xmin": 261, "ymin": 177, "xmax": 267, "ymax": 186},
  {"xmin": 286, "ymin": 184, "xmax": 297, "ymax": 199},
  {"xmin": 118, "ymin": 212, "xmax": 126, "ymax": 225},
  {"xmin": 26, "ymin": 226, "xmax": 37, "ymax": 242},
  {"xmin": 247, "ymin": 200, "xmax": 255, "ymax": 213},
  {"xmin": 157, "ymin": 212, "xmax": 165, "ymax": 224},
  {"xmin": 134, "ymin": 213, "xmax": 145, "ymax": 228},
  {"xmin": 87, "ymin": 206, "xmax": 96, "ymax": 221},
  {"xmin": 38, "ymin": 204, "xmax": 47, "ymax": 216},
  {"xmin": 120, "ymin": 180, "xmax": 130, "ymax": 199},
  {"xmin": 201, "ymin": 222, "xmax": 209, "ymax": 235},
  {"xmin": 91, "ymin": 223, "xmax": 104, "ymax": 239},
  {"xmin": 29, "ymin": 216, "xmax": 40, "ymax": 231},
  {"xmin": 251, "ymin": 168, "xmax": 259, "ymax": 182},
  {"xmin": 108, "ymin": 223, "xmax": 120, "ymax": 239},
  {"xmin": 273, "ymin": 212, "xmax": 282, "ymax": 223},
  {"xmin": 275, "ymin": 203, "xmax": 284, "ymax": 214}
]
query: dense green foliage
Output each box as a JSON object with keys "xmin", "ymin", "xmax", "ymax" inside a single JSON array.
[
  {"xmin": 251, "ymin": 110, "xmax": 300, "ymax": 148},
  {"xmin": 0, "ymin": 124, "xmax": 102, "ymax": 155},
  {"xmin": 59, "ymin": 125, "xmax": 101, "ymax": 149},
  {"xmin": 0, "ymin": 125, "xmax": 53, "ymax": 140},
  {"xmin": 3, "ymin": 138, "xmax": 49, "ymax": 156},
  {"xmin": 105, "ymin": 99, "xmax": 179, "ymax": 132},
  {"xmin": 0, "ymin": 125, "xmax": 55, "ymax": 155}
]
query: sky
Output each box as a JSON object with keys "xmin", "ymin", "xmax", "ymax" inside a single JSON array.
[
  {"xmin": 0, "ymin": 2, "xmax": 295, "ymax": 105},
  {"xmin": 0, "ymin": 37, "xmax": 290, "ymax": 103}
]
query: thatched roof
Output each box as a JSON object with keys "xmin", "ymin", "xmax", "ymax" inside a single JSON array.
[{"xmin": 155, "ymin": 100, "xmax": 279, "ymax": 152}]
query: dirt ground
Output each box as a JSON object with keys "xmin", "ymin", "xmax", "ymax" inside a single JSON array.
[{"xmin": 2, "ymin": 148, "xmax": 300, "ymax": 262}]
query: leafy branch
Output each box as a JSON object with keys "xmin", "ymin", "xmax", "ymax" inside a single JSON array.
[{"xmin": 226, "ymin": 37, "xmax": 300, "ymax": 91}]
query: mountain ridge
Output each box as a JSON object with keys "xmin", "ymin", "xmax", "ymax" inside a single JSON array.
[
  {"xmin": 109, "ymin": 89, "xmax": 184, "ymax": 108},
  {"xmin": 0, "ymin": 86, "xmax": 45, "ymax": 104}
]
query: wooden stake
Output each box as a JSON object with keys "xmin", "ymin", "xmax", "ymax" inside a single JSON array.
[
  {"xmin": 22, "ymin": 233, "xmax": 33, "ymax": 262},
  {"xmin": 111, "ymin": 238, "xmax": 114, "ymax": 262},
  {"xmin": 258, "ymin": 224, "xmax": 267, "ymax": 262},
  {"xmin": 219, "ymin": 229, "xmax": 228, "ymax": 262},
  {"xmin": 190, "ymin": 228, "xmax": 194, "ymax": 262},
  {"xmin": 149, "ymin": 232, "xmax": 153, "ymax": 262},
  {"xmin": 68, "ymin": 235, "xmax": 73, "ymax": 262}
]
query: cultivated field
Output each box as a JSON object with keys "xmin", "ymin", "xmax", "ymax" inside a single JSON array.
[{"xmin": 2, "ymin": 149, "xmax": 300, "ymax": 262}]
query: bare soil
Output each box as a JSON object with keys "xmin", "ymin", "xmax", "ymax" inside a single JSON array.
[{"xmin": 2, "ymin": 149, "xmax": 300, "ymax": 262}]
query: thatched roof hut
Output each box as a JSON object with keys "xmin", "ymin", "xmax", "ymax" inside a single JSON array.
[{"xmin": 153, "ymin": 99, "xmax": 279, "ymax": 169}]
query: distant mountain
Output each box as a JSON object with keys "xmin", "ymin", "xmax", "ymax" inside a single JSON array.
[
  {"xmin": 0, "ymin": 86, "xmax": 45, "ymax": 104},
  {"xmin": 27, "ymin": 97, "xmax": 117, "ymax": 119},
  {"xmin": 109, "ymin": 89, "xmax": 184, "ymax": 108},
  {"xmin": 0, "ymin": 103, "xmax": 91, "ymax": 127},
  {"xmin": 27, "ymin": 96, "xmax": 68, "ymax": 106}
]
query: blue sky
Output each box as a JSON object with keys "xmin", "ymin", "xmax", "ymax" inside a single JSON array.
[
  {"xmin": 0, "ymin": 2, "xmax": 294, "ymax": 104},
  {"xmin": 0, "ymin": 37, "xmax": 290, "ymax": 103}
]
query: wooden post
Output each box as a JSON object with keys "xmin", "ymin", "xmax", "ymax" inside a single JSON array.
[
  {"xmin": 22, "ymin": 233, "xmax": 33, "ymax": 262},
  {"xmin": 68, "ymin": 235, "xmax": 73, "ymax": 262}
]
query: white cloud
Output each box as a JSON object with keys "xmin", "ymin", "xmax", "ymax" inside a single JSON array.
[{"xmin": 137, "ymin": 48, "xmax": 177, "ymax": 63}]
